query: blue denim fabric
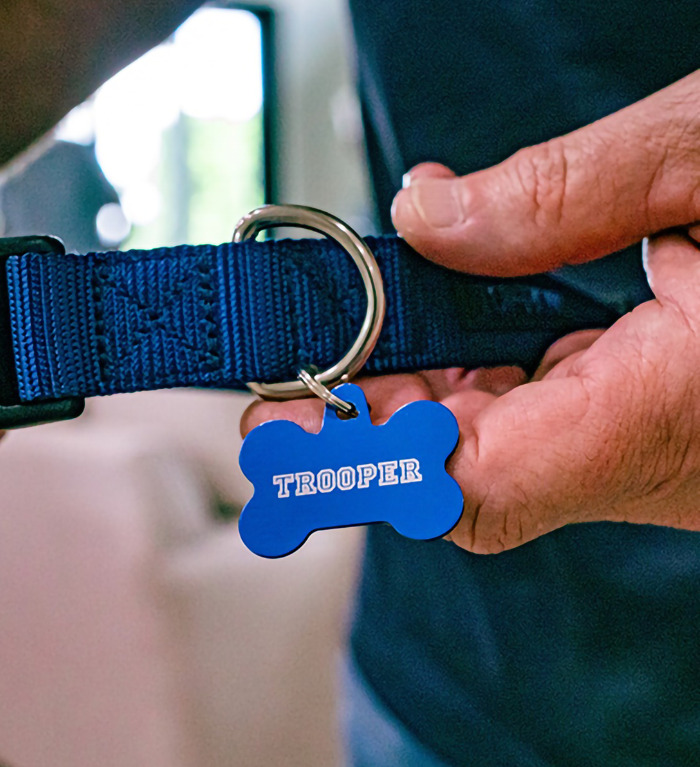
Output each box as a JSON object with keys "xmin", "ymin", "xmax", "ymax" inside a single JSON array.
[{"xmin": 341, "ymin": 655, "xmax": 451, "ymax": 767}]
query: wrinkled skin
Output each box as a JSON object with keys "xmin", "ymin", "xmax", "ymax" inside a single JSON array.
[{"xmin": 243, "ymin": 70, "xmax": 700, "ymax": 553}]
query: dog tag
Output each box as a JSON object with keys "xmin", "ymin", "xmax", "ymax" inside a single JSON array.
[{"xmin": 238, "ymin": 383, "xmax": 463, "ymax": 557}]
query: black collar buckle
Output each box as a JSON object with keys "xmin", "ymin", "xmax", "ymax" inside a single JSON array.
[{"xmin": 0, "ymin": 235, "xmax": 85, "ymax": 428}]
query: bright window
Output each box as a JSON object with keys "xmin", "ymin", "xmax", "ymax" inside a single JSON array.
[{"xmin": 58, "ymin": 4, "xmax": 272, "ymax": 250}]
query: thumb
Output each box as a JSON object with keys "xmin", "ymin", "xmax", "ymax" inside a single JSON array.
[
  {"xmin": 392, "ymin": 70, "xmax": 700, "ymax": 277},
  {"xmin": 643, "ymin": 230, "xmax": 700, "ymax": 316}
]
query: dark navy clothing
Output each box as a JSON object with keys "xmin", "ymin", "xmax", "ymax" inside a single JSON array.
[
  {"xmin": 352, "ymin": 525, "xmax": 700, "ymax": 765},
  {"xmin": 347, "ymin": 1, "xmax": 700, "ymax": 764}
]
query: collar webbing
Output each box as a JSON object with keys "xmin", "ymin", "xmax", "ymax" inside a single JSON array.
[{"xmin": 0, "ymin": 233, "xmax": 641, "ymax": 425}]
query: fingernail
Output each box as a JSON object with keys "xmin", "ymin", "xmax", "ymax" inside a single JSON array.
[
  {"xmin": 402, "ymin": 172, "xmax": 412, "ymax": 189},
  {"xmin": 391, "ymin": 188, "xmax": 417, "ymax": 236},
  {"xmin": 641, "ymin": 236, "xmax": 655, "ymax": 290},
  {"xmin": 411, "ymin": 181, "xmax": 465, "ymax": 229}
]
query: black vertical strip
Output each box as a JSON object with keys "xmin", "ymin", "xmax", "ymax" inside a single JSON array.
[
  {"xmin": 217, "ymin": 3, "xmax": 276, "ymax": 206},
  {"xmin": 257, "ymin": 6, "xmax": 277, "ymax": 206}
]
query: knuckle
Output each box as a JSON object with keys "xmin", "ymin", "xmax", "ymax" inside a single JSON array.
[
  {"xmin": 510, "ymin": 140, "xmax": 571, "ymax": 228},
  {"xmin": 451, "ymin": 480, "xmax": 533, "ymax": 555},
  {"xmin": 640, "ymin": 110, "xmax": 700, "ymax": 228}
]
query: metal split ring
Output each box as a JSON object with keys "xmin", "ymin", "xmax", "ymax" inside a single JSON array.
[
  {"xmin": 297, "ymin": 366, "xmax": 358, "ymax": 418},
  {"xmin": 234, "ymin": 204, "xmax": 385, "ymax": 414}
]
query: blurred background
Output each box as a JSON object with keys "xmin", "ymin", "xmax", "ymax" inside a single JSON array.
[{"xmin": 0, "ymin": 1, "xmax": 373, "ymax": 765}]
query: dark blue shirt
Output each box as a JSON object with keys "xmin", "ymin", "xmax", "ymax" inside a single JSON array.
[{"xmin": 348, "ymin": 1, "xmax": 700, "ymax": 764}]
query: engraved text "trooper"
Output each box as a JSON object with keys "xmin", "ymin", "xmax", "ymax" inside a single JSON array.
[{"xmin": 272, "ymin": 459, "xmax": 422, "ymax": 498}]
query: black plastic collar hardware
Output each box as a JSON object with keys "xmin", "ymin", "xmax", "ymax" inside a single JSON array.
[{"xmin": 0, "ymin": 235, "xmax": 85, "ymax": 428}]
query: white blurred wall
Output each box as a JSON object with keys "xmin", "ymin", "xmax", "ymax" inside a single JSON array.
[{"xmin": 253, "ymin": 0, "xmax": 375, "ymax": 233}]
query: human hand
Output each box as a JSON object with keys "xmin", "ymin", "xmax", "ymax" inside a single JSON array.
[
  {"xmin": 242, "ymin": 72, "xmax": 700, "ymax": 552},
  {"xmin": 392, "ymin": 70, "xmax": 700, "ymax": 271},
  {"xmin": 242, "ymin": 238, "xmax": 700, "ymax": 555},
  {"xmin": 388, "ymin": 71, "xmax": 699, "ymax": 548}
]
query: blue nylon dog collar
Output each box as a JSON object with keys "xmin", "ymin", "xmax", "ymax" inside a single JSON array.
[{"xmin": 0, "ymin": 223, "xmax": 626, "ymax": 428}]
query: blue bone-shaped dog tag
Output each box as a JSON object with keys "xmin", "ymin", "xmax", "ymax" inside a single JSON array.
[{"xmin": 238, "ymin": 383, "xmax": 463, "ymax": 557}]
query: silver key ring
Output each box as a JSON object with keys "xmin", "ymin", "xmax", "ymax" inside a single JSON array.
[
  {"xmin": 297, "ymin": 366, "xmax": 358, "ymax": 418},
  {"xmin": 234, "ymin": 204, "xmax": 385, "ymax": 409}
]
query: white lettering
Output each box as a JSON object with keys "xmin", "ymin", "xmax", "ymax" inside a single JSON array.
[
  {"xmin": 295, "ymin": 471, "xmax": 317, "ymax": 496},
  {"xmin": 357, "ymin": 463, "xmax": 378, "ymax": 488},
  {"xmin": 399, "ymin": 458, "xmax": 422, "ymax": 484},
  {"xmin": 378, "ymin": 460, "xmax": 399, "ymax": 486},
  {"xmin": 317, "ymin": 468, "xmax": 336, "ymax": 493},
  {"xmin": 272, "ymin": 473, "xmax": 295, "ymax": 498},
  {"xmin": 337, "ymin": 466, "xmax": 356, "ymax": 491},
  {"xmin": 273, "ymin": 459, "xmax": 423, "ymax": 499}
]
